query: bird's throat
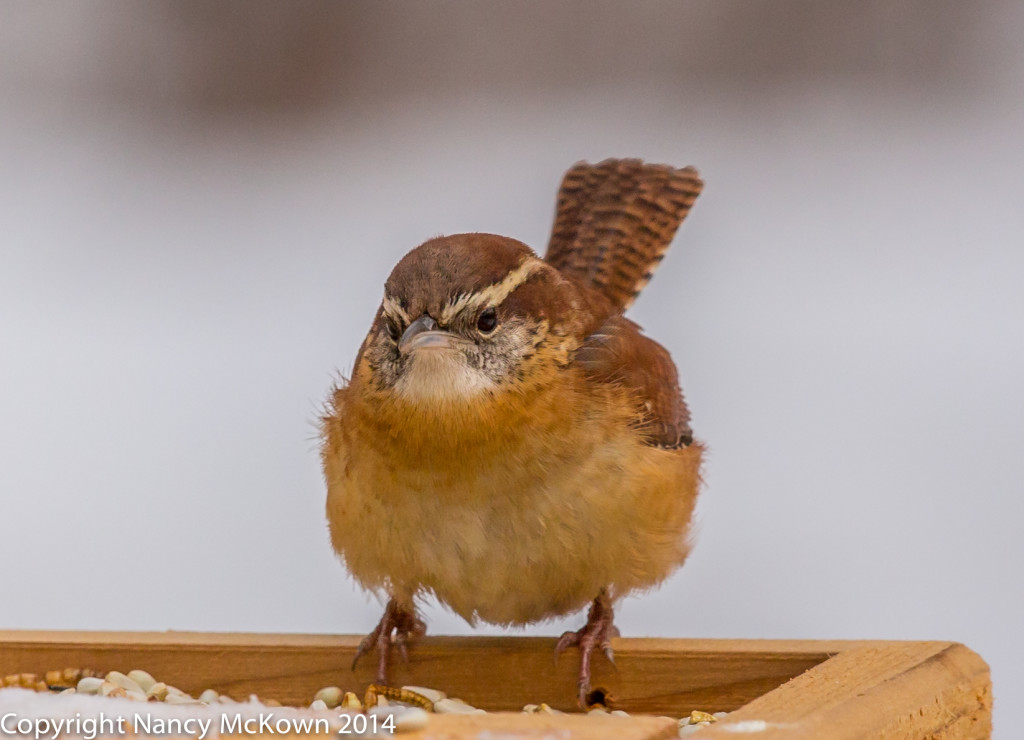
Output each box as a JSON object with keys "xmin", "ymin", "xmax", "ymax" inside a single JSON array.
[{"xmin": 394, "ymin": 349, "xmax": 496, "ymax": 403}]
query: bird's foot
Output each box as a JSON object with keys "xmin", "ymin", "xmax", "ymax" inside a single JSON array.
[
  {"xmin": 554, "ymin": 590, "xmax": 620, "ymax": 707},
  {"xmin": 352, "ymin": 599, "xmax": 426, "ymax": 684}
]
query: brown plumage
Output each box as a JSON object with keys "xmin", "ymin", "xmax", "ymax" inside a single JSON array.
[
  {"xmin": 322, "ymin": 159, "xmax": 704, "ymax": 704},
  {"xmin": 546, "ymin": 158, "xmax": 703, "ymax": 312}
]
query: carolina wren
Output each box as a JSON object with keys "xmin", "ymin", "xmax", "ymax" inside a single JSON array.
[{"xmin": 322, "ymin": 158, "xmax": 704, "ymax": 704}]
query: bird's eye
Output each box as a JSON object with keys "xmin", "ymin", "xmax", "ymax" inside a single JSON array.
[
  {"xmin": 383, "ymin": 316, "xmax": 401, "ymax": 341},
  {"xmin": 476, "ymin": 307, "xmax": 498, "ymax": 334}
]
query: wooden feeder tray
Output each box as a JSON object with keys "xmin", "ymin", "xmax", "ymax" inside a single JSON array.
[{"xmin": 0, "ymin": 631, "xmax": 991, "ymax": 739}]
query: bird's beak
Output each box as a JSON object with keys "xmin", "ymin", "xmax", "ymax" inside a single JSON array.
[{"xmin": 399, "ymin": 315, "xmax": 460, "ymax": 353}]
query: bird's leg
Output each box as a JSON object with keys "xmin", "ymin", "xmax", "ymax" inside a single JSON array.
[
  {"xmin": 351, "ymin": 598, "xmax": 426, "ymax": 685},
  {"xmin": 554, "ymin": 588, "xmax": 620, "ymax": 706}
]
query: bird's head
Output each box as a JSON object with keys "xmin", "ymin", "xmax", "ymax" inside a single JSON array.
[{"xmin": 355, "ymin": 233, "xmax": 579, "ymax": 404}]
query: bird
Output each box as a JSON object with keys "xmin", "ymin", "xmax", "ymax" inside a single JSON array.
[{"xmin": 321, "ymin": 158, "xmax": 704, "ymax": 705}]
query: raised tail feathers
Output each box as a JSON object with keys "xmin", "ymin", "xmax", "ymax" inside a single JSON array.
[{"xmin": 544, "ymin": 158, "xmax": 702, "ymax": 313}]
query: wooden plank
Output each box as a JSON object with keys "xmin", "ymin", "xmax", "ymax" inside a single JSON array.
[
  {"xmin": 699, "ymin": 641, "xmax": 992, "ymax": 740},
  {"xmin": 0, "ymin": 632, "xmax": 993, "ymax": 738},
  {"xmin": 0, "ymin": 632, "xmax": 834, "ymax": 713}
]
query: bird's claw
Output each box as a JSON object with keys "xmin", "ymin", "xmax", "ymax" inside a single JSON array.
[
  {"xmin": 395, "ymin": 631, "xmax": 412, "ymax": 666},
  {"xmin": 554, "ymin": 629, "xmax": 580, "ymax": 660},
  {"xmin": 577, "ymin": 680, "xmax": 590, "ymax": 708},
  {"xmin": 351, "ymin": 624, "xmax": 382, "ymax": 671},
  {"xmin": 553, "ymin": 590, "xmax": 618, "ymax": 707},
  {"xmin": 351, "ymin": 599, "xmax": 425, "ymax": 684},
  {"xmin": 602, "ymin": 644, "xmax": 616, "ymax": 666}
]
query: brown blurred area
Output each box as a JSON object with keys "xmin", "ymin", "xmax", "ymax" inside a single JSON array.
[{"xmin": 0, "ymin": 1, "xmax": 1014, "ymax": 114}]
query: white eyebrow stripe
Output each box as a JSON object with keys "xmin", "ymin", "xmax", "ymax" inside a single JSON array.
[
  {"xmin": 381, "ymin": 294, "xmax": 411, "ymax": 323},
  {"xmin": 440, "ymin": 257, "xmax": 544, "ymax": 324}
]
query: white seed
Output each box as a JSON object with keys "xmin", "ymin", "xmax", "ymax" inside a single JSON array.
[
  {"xmin": 588, "ymin": 707, "xmax": 609, "ymax": 716},
  {"xmin": 105, "ymin": 671, "xmax": 144, "ymax": 696},
  {"xmin": 217, "ymin": 694, "xmax": 237, "ymax": 704},
  {"xmin": 400, "ymin": 685, "xmax": 446, "ymax": 703},
  {"xmin": 76, "ymin": 677, "xmax": 104, "ymax": 695},
  {"xmin": 165, "ymin": 694, "xmax": 201, "ymax": 705},
  {"xmin": 537, "ymin": 703, "xmax": 563, "ymax": 715},
  {"xmin": 714, "ymin": 712, "xmax": 729, "ymax": 719},
  {"xmin": 125, "ymin": 690, "xmax": 148, "ymax": 702},
  {"xmin": 99, "ymin": 681, "xmax": 122, "ymax": 697},
  {"xmin": 395, "ymin": 707, "xmax": 429, "ymax": 733},
  {"xmin": 164, "ymin": 685, "xmax": 188, "ymax": 697},
  {"xmin": 375, "ymin": 696, "xmax": 390, "ymax": 707},
  {"xmin": 314, "ymin": 686, "xmax": 343, "ymax": 709},
  {"xmin": 679, "ymin": 724, "xmax": 703, "ymax": 737},
  {"xmin": 127, "ymin": 670, "xmax": 157, "ymax": 693},
  {"xmin": 522, "ymin": 704, "xmax": 538, "ymax": 714},
  {"xmin": 199, "ymin": 689, "xmax": 219, "ymax": 704},
  {"xmin": 340, "ymin": 692, "xmax": 362, "ymax": 711},
  {"xmin": 611, "ymin": 710, "xmax": 631, "ymax": 717},
  {"xmin": 433, "ymin": 698, "xmax": 484, "ymax": 714},
  {"xmin": 310, "ymin": 699, "xmax": 328, "ymax": 711},
  {"xmin": 146, "ymin": 683, "xmax": 169, "ymax": 701},
  {"xmin": 60, "ymin": 688, "xmax": 76, "ymax": 695}
]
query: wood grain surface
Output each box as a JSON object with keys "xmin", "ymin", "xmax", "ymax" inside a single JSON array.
[
  {"xmin": 0, "ymin": 632, "xmax": 992, "ymax": 738},
  {"xmin": 699, "ymin": 641, "xmax": 992, "ymax": 739},
  {"xmin": 0, "ymin": 632, "xmax": 833, "ymax": 712}
]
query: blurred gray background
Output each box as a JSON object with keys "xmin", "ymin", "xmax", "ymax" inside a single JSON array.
[{"xmin": 2, "ymin": 0, "xmax": 1021, "ymax": 729}]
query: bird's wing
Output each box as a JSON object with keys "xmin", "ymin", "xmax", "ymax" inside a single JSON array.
[
  {"xmin": 544, "ymin": 159, "xmax": 703, "ymax": 315},
  {"xmin": 574, "ymin": 315, "xmax": 693, "ymax": 449}
]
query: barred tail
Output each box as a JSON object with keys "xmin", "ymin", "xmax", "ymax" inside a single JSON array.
[{"xmin": 544, "ymin": 158, "xmax": 703, "ymax": 312}]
